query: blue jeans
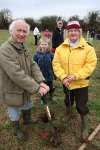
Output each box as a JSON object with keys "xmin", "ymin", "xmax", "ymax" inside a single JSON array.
[{"xmin": 7, "ymin": 101, "xmax": 33, "ymax": 121}]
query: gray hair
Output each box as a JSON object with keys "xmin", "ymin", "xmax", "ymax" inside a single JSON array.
[
  {"xmin": 9, "ymin": 19, "xmax": 30, "ymax": 34},
  {"xmin": 65, "ymin": 28, "xmax": 82, "ymax": 36}
]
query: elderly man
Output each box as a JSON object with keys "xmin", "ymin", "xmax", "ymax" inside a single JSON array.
[
  {"xmin": 53, "ymin": 21, "xmax": 97, "ymax": 141},
  {"xmin": 0, "ymin": 19, "xmax": 49, "ymax": 139}
]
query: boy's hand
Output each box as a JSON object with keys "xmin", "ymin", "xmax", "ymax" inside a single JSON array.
[
  {"xmin": 63, "ymin": 75, "xmax": 76, "ymax": 87},
  {"xmin": 63, "ymin": 77, "xmax": 70, "ymax": 87},
  {"xmin": 67, "ymin": 75, "xmax": 76, "ymax": 82}
]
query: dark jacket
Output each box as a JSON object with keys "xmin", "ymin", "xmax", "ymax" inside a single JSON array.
[
  {"xmin": 0, "ymin": 38, "xmax": 44, "ymax": 106},
  {"xmin": 34, "ymin": 51, "xmax": 54, "ymax": 81},
  {"xmin": 52, "ymin": 27, "xmax": 64, "ymax": 49}
]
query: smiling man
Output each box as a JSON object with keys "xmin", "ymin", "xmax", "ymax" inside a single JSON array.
[
  {"xmin": 53, "ymin": 20, "xmax": 97, "ymax": 141},
  {"xmin": 0, "ymin": 19, "xmax": 49, "ymax": 140}
]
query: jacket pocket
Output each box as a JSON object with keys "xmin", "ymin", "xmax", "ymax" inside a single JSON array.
[{"xmin": 4, "ymin": 91, "xmax": 24, "ymax": 106}]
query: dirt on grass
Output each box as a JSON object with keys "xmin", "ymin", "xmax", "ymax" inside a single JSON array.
[{"xmin": 0, "ymin": 96, "xmax": 100, "ymax": 150}]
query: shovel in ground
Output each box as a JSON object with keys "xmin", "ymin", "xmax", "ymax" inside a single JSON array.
[{"xmin": 41, "ymin": 95, "xmax": 64, "ymax": 148}]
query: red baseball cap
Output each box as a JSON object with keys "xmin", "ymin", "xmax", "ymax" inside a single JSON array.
[{"xmin": 67, "ymin": 21, "xmax": 80, "ymax": 30}]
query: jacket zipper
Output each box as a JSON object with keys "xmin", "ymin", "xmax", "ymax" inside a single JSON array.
[
  {"xmin": 24, "ymin": 52, "xmax": 30, "ymax": 102},
  {"xmin": 68, "ymin": 46, "xmax": 71, "ymax": 75},
  {"xmin": 67, "ymin": 46, "xmax": 71, "ymax": 90}
]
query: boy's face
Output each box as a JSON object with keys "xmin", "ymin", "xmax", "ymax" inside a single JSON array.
[
  {"xmin": 57, "ymin": 21, "xmax": 63, "ymax": 29},
  {"xmin": 39, "ymin": 42, "xmax": 48, "ymax": 51}
]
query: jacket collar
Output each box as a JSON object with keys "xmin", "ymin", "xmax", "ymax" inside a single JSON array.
[
  {"xmin": 62, "ymin": 36, "xmax": 86, "ymax": 49},
  {"xmin": 56, "ymin": 27, "xmax": 63, "ymax": 32},
  {"xmin": 8, "ymin": 37, "xmax": 27, "ymax": 53}
]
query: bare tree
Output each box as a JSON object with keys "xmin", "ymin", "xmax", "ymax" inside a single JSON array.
[
  {"xmin": 0, "ymin": 8, "xmax": 12, "ymax": 29},
  {"xmin": 68, "ymin": 15, "xmax": 80, "ymax": 21},
  {"xmin": 87, "ymin": 11, "xmax": 100, "ymax": 32}
]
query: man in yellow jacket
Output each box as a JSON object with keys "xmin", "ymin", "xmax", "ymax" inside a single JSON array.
[{"xmin": 53, "ymin": 21, "xmax": 97, "ymax": 141}]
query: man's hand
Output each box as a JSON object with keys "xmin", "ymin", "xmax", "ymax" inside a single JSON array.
[
  {"xmin": 40, "ymin": 82, "xmax": 49, "ymax": 90},
  {"xmin": 63, "ymin": 77, "xmax": 70, "ymax": 87},
  {"xmin": 39, "ymin": 82, "xmax": 49, "ymax": 96}
]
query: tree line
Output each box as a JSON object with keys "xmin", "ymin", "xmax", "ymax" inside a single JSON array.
[{"xmin": 0, "ymin": 8, "xmax": 100, "ymax": 33}]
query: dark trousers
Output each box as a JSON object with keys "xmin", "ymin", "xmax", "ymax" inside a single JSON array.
[
  {"xmin": 41, "ymin": 81, "xmax": 54, "ymax": 103},
  {"xmin": 34, "ymin": 35, "xmax": 38, "ymax": 45},
  {"xmin": 63, "ymin": 86, "xmax": 89, "ymax": 115},
  {"xmin": 45, "ymin": 81, "xmax": 54, "ymax": 94}
]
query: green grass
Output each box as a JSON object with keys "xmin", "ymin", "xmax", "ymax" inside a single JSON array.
[
  {"xmin": 0, "ymin": 30, "xmax": 100, "ymax": 150},
  {"xmin": 0, "ymin": 30, "xmax": 34, "ymax": 51},
  {"xmin": 93, "ymin": 39, "xmax": 100, "ymax": 52},
  {"xmin": 0, "ymin": 30, "xmax": 9, "ymax": 45}
]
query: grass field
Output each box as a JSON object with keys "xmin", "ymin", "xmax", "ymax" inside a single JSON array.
[{"xmin": 0, "ymin": 30, "xmax": 100, "ymax": 150}]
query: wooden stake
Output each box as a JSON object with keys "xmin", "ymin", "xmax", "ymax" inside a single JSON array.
[
  {"xmin": 78, "ymin": 123, "xmax": 100, "ymax": 150},
  {"xmin": 45, "ymin": 105, "xmax": 52, "ymax": 121}
]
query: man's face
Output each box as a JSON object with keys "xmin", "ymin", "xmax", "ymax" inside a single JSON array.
[
  {"xmin": 57, "ymin": 21, "xmax": 63, "ymax": 29},
  {"xmin": 68, "ymin": 28, "xmax": 80, "ymax": 41},
  {"xmin": 12, "ymin": 22, "xmax": 28, "ymax": 43}
]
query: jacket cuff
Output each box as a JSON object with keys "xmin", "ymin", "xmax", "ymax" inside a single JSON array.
[
  {"xmin": 38, "ymin": 80, "xmax": 46, "ymax": 84},
  {"xmin": 60, "ymin": 74, "xmax": 67, "ymax": 81},
  {"xmin": 74, "ymin": 73, "xmax": 80, "ymax": 80},
  {"xmin": 31, "ymin": 80, "xmax": 40, "ymax": 94}
]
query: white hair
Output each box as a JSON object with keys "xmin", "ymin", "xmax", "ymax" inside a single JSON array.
[
  {"xmin": 9, "ymin": 19, "xmax": 30, "ymax": 35},
  {"xmin": 65, "ymin": 28, "xmax": 82, "ymax": 37}
]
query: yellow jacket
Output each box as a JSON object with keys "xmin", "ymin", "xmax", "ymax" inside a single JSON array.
[{"xmin": 53, "ymin": 37, "xmax": 97, "ymax": 90}]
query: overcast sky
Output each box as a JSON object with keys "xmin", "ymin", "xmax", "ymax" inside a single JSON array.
[{"xmin": 0, "ymin": 0, "xmax": 100, "ymax": 20}]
